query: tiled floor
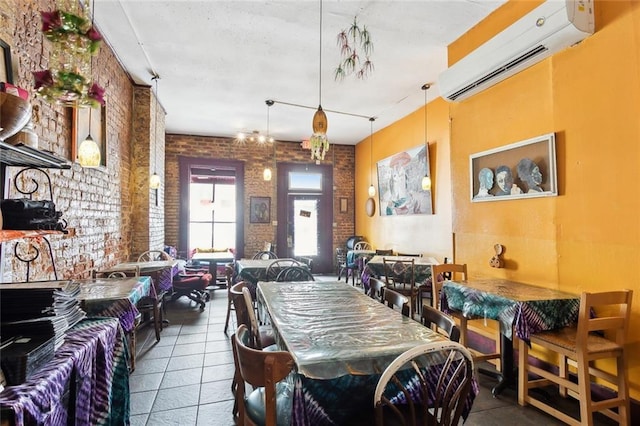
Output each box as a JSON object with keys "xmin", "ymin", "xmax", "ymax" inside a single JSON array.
[{"xmin": 130, "ymin": 278, "xmax": 616, "ymax": 425}]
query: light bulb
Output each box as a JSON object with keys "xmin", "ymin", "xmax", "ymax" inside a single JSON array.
[
  {"xmin": 421, "ymin": 175, "xmax": 432, "ymax": 191},
  {"xmin": 150, "ymin": 173, "xmax": 161, "ymax": 189},
  {"xmin": 78, "ymin": 135, "xmax": 101, "ymax": 167},
  {"xmin": 263, "ymin": 167, "xmax": 272, "ymax": 181},
  {"xmin": 368, "ymin": 185, "xmax": 376, "ymax": 197}
]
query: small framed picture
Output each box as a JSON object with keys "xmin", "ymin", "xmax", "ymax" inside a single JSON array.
[
  {"xmin": 72, "ymin": 105, "xmax": 107, "ymax": 167},
  {"xmin": 0, "ymin": 37, "xmax": 13, "ymax": 84},
  {"xmin": 340, "ymin": 197, "xmax": 348, "ymax": 213},
  {"xmin": 250, "ymin": 196, "xmax": 271, "ymax": 223}
]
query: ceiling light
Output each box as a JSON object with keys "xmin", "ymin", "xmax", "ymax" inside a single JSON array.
[
  {"xmin": 368, "ymin": 117, "xmax": 376, "ymax": 197},
  {"xmin": 263, "ymin": 100, "xmax": 275, "ymax": 181}
]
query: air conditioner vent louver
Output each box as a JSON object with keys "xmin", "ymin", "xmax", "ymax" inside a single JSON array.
[
  {"xmin": 439, "ymin": 0, "xmax": 594, "ymax": 102},
  {"xmin": 447, "ymin": 45, "xmax": 548, "ymax": 101}
]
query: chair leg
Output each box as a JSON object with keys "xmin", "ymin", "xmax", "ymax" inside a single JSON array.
[
  {"xmin": 518, "ymin": 338, "xmax": 529, "ymax": 406},
  {"xmin": 224, "ymin": 297, "xmax": 233, "ymax": 334},
  {"xmin": 576, "ymin": 354, "xmax": 593, "ymax": 426},
  {"xmin": 153, "ymin": 298, "xmax": 161, "ymax": 342}
]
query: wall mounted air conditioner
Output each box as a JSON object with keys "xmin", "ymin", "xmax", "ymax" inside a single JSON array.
[{"xmin": 438, "ymin": 0, "xmax": 594, "ymax": 102}]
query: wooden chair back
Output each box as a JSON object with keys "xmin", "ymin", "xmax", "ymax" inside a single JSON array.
[
  {"xmin": 375, "ymin": 249, "xmax": 393, "ymax": 256},
  {"xmin": 368, "ymin": 277, "xmax": 386, "ymax": 302},
  {"xmin": 382, "ymin": 287, "xmax": 410, "ymax": 317},
  {"xmin": 233, "ymin": 325, "xmax": 295, "ymax": 426},
  {"xmin": 137, "ymin": 250, "xmax": 172, "ymax": 262},
  {"xmin": 382, "ymin": 258, "xmax": 416, "ymax": 289},
  {"xmin": 431, "ymin": 263, "xmax": 467, "ymax": 309},
  {"xmin": 421, "ymin": 304, "xmax": 461, "ymax": 342}
]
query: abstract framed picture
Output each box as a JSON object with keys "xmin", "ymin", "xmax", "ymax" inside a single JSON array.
[
  {"xmin": 250, "ymin": 196, "xmax": 270, "ymax": 223},
  {"xmin": 470, "ymin": 132, "xmax": 557, "ymax": 202},
  {"xmin": 376, "ymin": 144, "xmax": 432, "ymax": 216}
]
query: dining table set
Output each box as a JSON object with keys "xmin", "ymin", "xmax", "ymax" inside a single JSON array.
[{"xmin": 256, "ymin": 280, "xmax": 478, "ymax": 425}]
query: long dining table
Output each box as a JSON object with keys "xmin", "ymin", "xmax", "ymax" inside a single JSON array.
[
  {"xmin": 440, "ymin": 278, "xmax": 580, "ymax": 396},
  {"xmin": 257, "ymin": 280, "xmax": 475, "ymax": 425}
]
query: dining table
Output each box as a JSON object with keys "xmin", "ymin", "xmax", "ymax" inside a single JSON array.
[
  {"xmin": 76, "ymin": 276, "xmax": 154, "ymax": 334},
  {"xmin": 440, "ymin": 278, "xmax": 580, "ymax": 396},
  {"xmin": 0, "ymin": 317, "xmax": 130, "ymax": 425},
  {"xmin": 257, "ymin": 280, "xmax": 476, "ymax": 426},
  {"xmin": 235, "ymin": 259, "xmax": 309, "ymax": 298},
  {"xmin": 191, "ymin": 251, "xmax": 235, "ymax": 283},
  {"xmin": 362, "ymin": 255, "xmax": 438, "ymax": 292},
  {"xmin": 101, "ymin": 260, "xmax": 179, "ymax": 293}
]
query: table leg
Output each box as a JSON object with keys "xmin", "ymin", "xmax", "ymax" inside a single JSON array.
[{"xmin": 491, "ymin": 333, "xmax": 515, "ymax": 396}]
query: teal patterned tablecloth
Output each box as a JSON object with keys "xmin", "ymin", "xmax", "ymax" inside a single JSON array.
[{"xmin": 441, "ymin": 279, "xmax": 580, "ymax": 342}]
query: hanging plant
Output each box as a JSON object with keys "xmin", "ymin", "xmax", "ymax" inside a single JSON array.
[{"xmin": 334, "ymin": 16, "xmax": 374, "ymax": 81}]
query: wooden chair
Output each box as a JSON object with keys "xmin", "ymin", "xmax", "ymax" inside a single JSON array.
[
  {"xmin": 382, "ymin": 258, "xmax": 417, "ymax": 317},
  {"xmin": 375, "ymin": 249, "xmax": 393, "ymax": 256},
  {"xmin": 275, "ymin": 266, "xmax": 314, "ymax": 282},
  {"xmin": 421, "ymin": 304, "xmax": 461, "ymax": 343},
  {"xmin": 233, "ymin": 325, "xmax": 295, "ymax": 426},
  {"xmin": 518, "ymin": 290, "xmax": 633, "ymax": 426},
  {"xmin": 137, "ymin": 249, "xmax": 172, "ymax": 262},
  {"xmin": 431, "ymin": 263, "xmax": 501, "ymax": 367},
  {"xmin": 252, "ymin": 250, "xmax": 278, "ymax": 260},
  {"xmin": 382, "ymin": 287, "xmax": 410, "ymax": 317},
  {"xmin": 229, "ymin": 282, "xmax": 275, "ymax": 349},
  {"xmin": 265, "ymin": 258, "xmax": 301, "ymax": 281},
  {"xmin": 368, "ymin": 277, "xmax": 386, "ymax": 303},
  {"xmin": 396, "ymin": 252, "xmax": 422, "ymax": 257},
  {"xmin": 374, "ymin": 341, "xmax": 474, "ymax": 426}
]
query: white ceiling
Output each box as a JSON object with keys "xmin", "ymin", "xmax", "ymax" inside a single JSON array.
[{"xmin": 94, "ymin": 0, "xmax": 506, "ymax": 145}]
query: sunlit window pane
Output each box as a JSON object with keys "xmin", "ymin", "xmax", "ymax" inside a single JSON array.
[
  {"xmin": 289, "ymin": 172, "xmax": 322, "ymax": 191},
  {"xmin": 293, "ymin": 199, "xmax": 318, "ymax": 256}
]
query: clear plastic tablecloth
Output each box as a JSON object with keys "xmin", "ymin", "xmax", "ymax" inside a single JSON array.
[{"xmin": 257, "ymin": 280, "xmax": 445, "ymax": 379}]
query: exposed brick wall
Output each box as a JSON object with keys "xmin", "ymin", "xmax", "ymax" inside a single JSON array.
[
  {"xmin": 0, "ymin": 0, "xmax": 137, "ymax": 281},
  {"xmin": 164, "ymin": 136, "xmax": 355, "ymax": 266}
]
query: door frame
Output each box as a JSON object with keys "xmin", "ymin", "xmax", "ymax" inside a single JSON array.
[
  {"xmin": 276, "ymin": 162, "xmax": 333, "ymax": 273},
  {"xmin": 178, "ymin": 156, "xmax": 245, "ymax": 259}
]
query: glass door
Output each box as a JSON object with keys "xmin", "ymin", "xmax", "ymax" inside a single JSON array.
[{"xmin": 287, "ymin": 196, "xmax": 320, "ymax": 258}]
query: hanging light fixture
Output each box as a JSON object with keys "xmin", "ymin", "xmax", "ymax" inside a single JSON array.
[
  {"xmin": 78, "ymin": 107, "xmax": 101, "ymax": 167},
  {"xmin": 309, "ymin": 0, "xmax": 329, "ymax": 163},
  {"xmin": 368, "ymin": 117, "xmax": 376, "ymax": 197},
  {"xmin": 149, "ymin": 74, "xmax": 161, "ymax": 190},
  {"xmin": 263, "ymin": 100, "xmax": 274, "ymax": 181},
  {"xmin": 421, "ymin": 83, "xmax": 432, "ymax": 191}
]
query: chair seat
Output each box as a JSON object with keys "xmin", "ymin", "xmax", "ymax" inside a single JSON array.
[
  {"xmin": 259, "ymin": 326, "xmax": 276, "ymax": 348},
  {"xmin": 245, "ymin": 381, "xmax": 294, "ymax": 426},
  {"xmin": 530, "ymin": 327, "xmax": 623, "ymax": 356}
]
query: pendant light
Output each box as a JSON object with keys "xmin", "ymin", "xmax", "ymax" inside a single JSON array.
[
  {"xmin": 263, "ymin": 100, "xmax": 274, "ymax": 181},
  {"xmin": 77, "ymin": 106, "xmax": 101, "ymax": 167},
  {"xmin": 78, "ymin": 41, "xmax": 101, "ymax": 168},
  {"xmin": 309, "ymin": 0, "xmax": 329, "ymax": 162},
  {"xmin": 368, "ymin": 117, "xmax": 376, "ymax": 197},
  {"xmin": 149, "ymin": 74, "xmax": 161, "ymax": 189},
  {"xmin": 421, "ymin": 83, "xmax": 432, "ymax": 191}
]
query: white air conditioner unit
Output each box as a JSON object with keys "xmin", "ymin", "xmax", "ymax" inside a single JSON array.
[{"xmin": 439, "ymin": 0, "xmax": 594, "ymax": 102}]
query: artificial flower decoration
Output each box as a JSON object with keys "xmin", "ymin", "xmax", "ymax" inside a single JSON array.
[
  {"xmin": 33, "ymin": 3, "xmax": 104, "ymax": 108},
  {"xmin": 309, "ymin": 133, "xmax": 330, "ymax": 161}
]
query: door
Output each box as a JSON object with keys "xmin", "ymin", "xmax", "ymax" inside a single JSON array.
[{"xmin": 277, "ymin": 163, "xmax": 333, "ymax": 273}]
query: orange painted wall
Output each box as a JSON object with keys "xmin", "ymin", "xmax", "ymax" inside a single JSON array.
[
  {"xmin": 357, "ymin": 0, "xmax": 640, "ymax": 400},
  {"xmin": 452, "ymin": 0, "xmax": 640, "ymax": 400},
  {"xmin": 355, "ymin": 96, "xmax": 453, "ymax": 260}
]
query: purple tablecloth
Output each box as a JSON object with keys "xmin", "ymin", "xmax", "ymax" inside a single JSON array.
[{"xmin": 0, "ymin": 318, "xmax": 129, "ymax": 425}]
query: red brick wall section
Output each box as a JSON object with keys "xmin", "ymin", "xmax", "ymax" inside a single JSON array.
[
  {"xmin": 164, "ymin": 137, "xmax": 355, "ymax": 264},
  {"xmin": 0, "ymin": 0, "xmax": 136, "ymax": 281}
]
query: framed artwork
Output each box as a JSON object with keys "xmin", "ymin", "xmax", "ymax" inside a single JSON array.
[
  {"xmin": 0, "ymin": 37, "xmax": 13, "ymax": 84},
  {"xmin": 340, "ymin": 197, "xmax": 348, "ymax": 213},
  {"xmin": 72, "ymin": 105, "xmax": 107, "ymax": 167},
  {"xmin": 376, "ymin": 144, "xmax": 432, "ymax": 216},
  {"xmin": 250, "ymin": 196, "xmax": 270, "ymax": 223},
  {"xmin": 470, "ymin": 132, "xmax": 557, "ymax": 202}
]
